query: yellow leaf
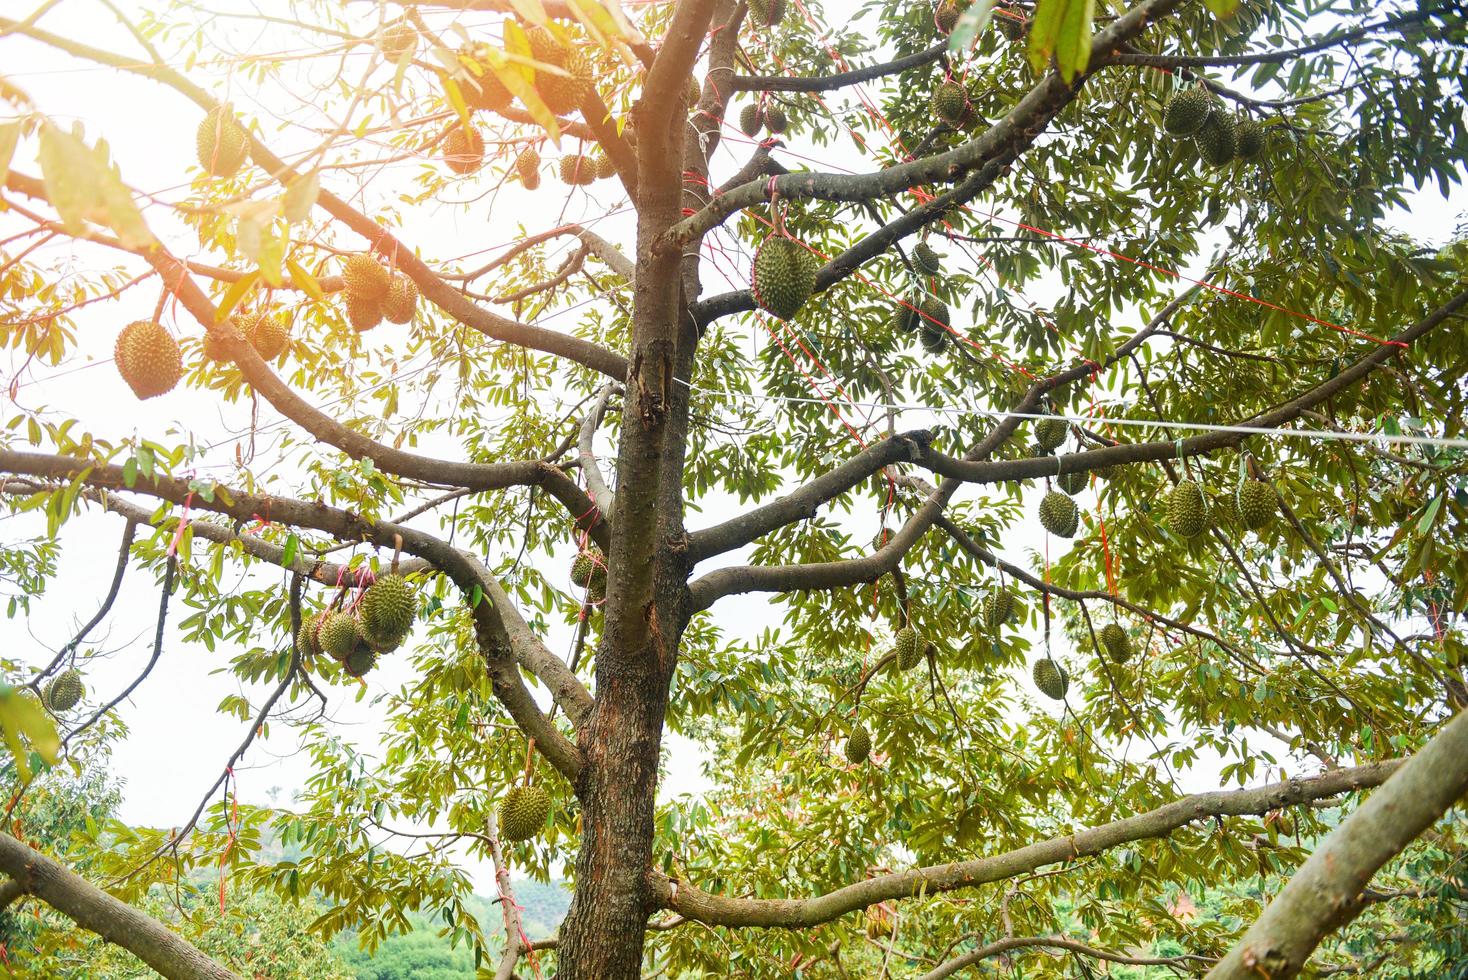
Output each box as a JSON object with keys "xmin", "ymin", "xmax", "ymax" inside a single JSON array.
[
  {"xmin": 216, "ymin": 270, "xmax": 260, "ymax": 323},
  {"xmin": 286, "ymin": 258, "xmax": 324, "ymax": 301},
  {"xmin": 505, "ymin": 0, "xmax": 551, "ymax": 31},
  {"xmin": 480, "ymin": 45, "xmax": 561, "ymax": 145},
  {"xmin": 440, "ymin": 74, "xmax": 472, "ymax": 127}
]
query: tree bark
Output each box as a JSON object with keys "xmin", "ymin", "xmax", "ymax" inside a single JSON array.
[
  {"xmin": 1207, "ymin": 708, "xmax": 1468, "ymax": 979},
  {"xmin": 0, "ymin": 831, "xmax": 240, "ymax": 980}
]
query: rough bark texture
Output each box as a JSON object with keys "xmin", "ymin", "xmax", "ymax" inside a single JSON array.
[
  {"xmin": 1207, "ymin": 708, "xmax": 1468, "ymax": 979},
  {"xmin": 0, "ymin": 831, "xmax": 241, "ymax": 980}
]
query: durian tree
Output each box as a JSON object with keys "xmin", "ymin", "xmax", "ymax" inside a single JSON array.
[{"xmin": 1, "ymin": 0, "xmax": 1467, "ymax": 977}]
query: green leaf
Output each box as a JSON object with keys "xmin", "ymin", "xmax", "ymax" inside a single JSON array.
[
  {"xmin": 0, "ymin": 122, "xmax": 20, "ymax": 186},
  {"xmin": 282, "ymin": 532, "xmax": 299, "ymax": 568},
  {"xmin": 1417, "ymin": 494, "xmax": 1443, "ymax": 534},
  {"xmin": 469, "ymin": 584, "xmax": 483, "ymax": 608},
  {"xmin": 1025, "ymin": 0, "xmax": 1069, "ymax": 76},
  {"xmin": 37, "ymin": 123, "xmax": 152, "ymax": 249},
  {"xmin": 282, "ymin": 170, "xmax": 319, "ymax": 223},
  {"xmin": 1204, "ymin": 0, "xmax": 1242, "ymax": 16},
  {"xmin": 947, "ymin": 0, "xmax": 998, "ymax": 54},
  {"xmin": 1054, "ymin": 0, "xmax": 1094, "ymax": 84}
]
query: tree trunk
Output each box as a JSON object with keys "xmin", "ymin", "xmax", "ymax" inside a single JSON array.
[{"xmin": 552, "ymin": 81, "xmax": 695, "ymax": 977}]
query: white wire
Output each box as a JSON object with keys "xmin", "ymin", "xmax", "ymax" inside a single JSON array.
[{"xmin": 677, "ymin": 380, "xmax": 1468, "ymax": 450}]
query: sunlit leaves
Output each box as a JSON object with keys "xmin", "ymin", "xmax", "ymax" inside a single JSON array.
[{"xmin": 36, "ymin": 122, "xmax": 152, "ymax": 249}]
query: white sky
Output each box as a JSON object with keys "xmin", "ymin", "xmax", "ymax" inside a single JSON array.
[{"xmin": 2, "ymin": 0, "xmax": 1464, "ymax": 897}]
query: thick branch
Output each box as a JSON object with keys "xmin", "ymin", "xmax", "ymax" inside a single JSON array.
[
  {"xmin": 0, "ymin": 831, "xmax": 239, "ymax": 979},
  {"xmin": 1207, "ymin": 709, "xmax": 1468, "ymax": 979},
  {"xmin": 653, "ymin": 759, "xmax": 1403, "ymax": 928},
  {"xmin": 919, "ymin": 935, "xmax": 1210, "ymax": 980},
  {"xmin": 729, "ymin": 43, "xmax": 947, "ymax": 92},
  {"xmin": 688, "ymin": 430, "xmax": 933, "ymax": 562},
  {"xmin": 578, "ymin": 384, "xmax": 620, "ymax": 518}
]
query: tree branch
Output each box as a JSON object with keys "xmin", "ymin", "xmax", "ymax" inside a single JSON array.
[
  {"xmin": 578, "ymin": 383, "xmax": 620, "ymax": 518},
  {"xmin": 919, "ymin": 935, "xmax": 1211, "ymax": 980},
  {"xmin": 1206, "ymin": 709, "xmax": 1468, "ymax": 979},
  {"xmin": 0, "ymin": 831, "xmax": 239, "ymax": 979},
  {"xmin": 652, "ymin": 759, "xmax": 1404, "ymax": 928},
  {"xmin": 728, "ymin": 43, "xmax": 947, "ymax": 92}
]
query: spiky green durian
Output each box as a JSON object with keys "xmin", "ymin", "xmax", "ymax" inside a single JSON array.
[
  {"xmin": 343, "ymin": 644, "xmax": 377, "ymax": 677},
  {"xmin": 1098, "ymin": 623, "xmax": 1132, "ymax": 663},
  {"xmin": 318, "ymin": 612, "xmax": 361, "ymax": 661},
  {"xmin": 1034, "ymin": 416, "xmax": 1068, "ymax": 452},
  {"xmin": 753, "ymin": 236, "xmax": 818, "ymax": 320},
  {"xmin": 295, "ymin": 612, "xmax": 323, "ymax": 657},
  {"xmin": 912, "ymin": 241, "xmax": 941, "ymax": 275},
  {"xmin": 499, "ymin": 785, "xmax": 551, "ymax": 842},
  {"xmin": 115, "ymin": 321, "xmax": 182, "ymax": 400},
  {"xmin": 379, "ymin": 21, "xmax": 418, "ymax": 60},
  {"xmin": 1057, "ymin": 469, "xmax": 1088, "ymax": 495},
  {"xmin": 764, "ymin": 105, "xmax": 788, "ymax": 133},
  {"xmin": 1166, "ymin": 480, "xmax": 1208, "ymax": 538},
  {"xmin": 570, "ymin": 549, "xmax": 604, "ymax": 588},
  {"xmin": 739, "ymin": 103, "xmax": 764, "ymax": 137},
  {"xmin": 983, "ymin": 587, "xmax": 1015, "ymax": 631},
  {"xmin": 1032, "ymin": 657, "xmax": 1069, "ymax": 700},
  {"xmin": 1236, "ymin": 479, "xmax": 1276, "ymax": 531},
  {"xmin": 458, "ymin": 44, "xmax": 512, "ymax": 112},
  {"xmin": 593, "ymin": 153, "xmax": 615, "ymax": 180},
  {"xmin": 342, "ymin": 254, "xmax": 391, "ymax": 305},
  {"xmin": 1235, "ymin": 119, "xmax": 1265, "ymax": 160},
  {"xmin": 346, "ymin": 292, "xmax": 384, "ymax": 333},
  {"xmin": 1163, "ymin": 87, "xmax": 1213, "ymax": 137},
  {"xmin": 360, "ymin": 574, "xmax": 417, "ymax": 649},
  {"xmin": 916, "ymin": 295, "xmax": 950, "ymax": 352},
  {"xmin": 1196, "ymin": 107, "xmax": 1237, "ymax": 166},
  {"xmin": 891, "ymin": 296, "xmax": 921, "ymax": 333},
  {"xmin": 196, "ymin": 107, "xmax": 249, "ymax": 177},
  {"xmin": 515, "ymin": 147, "xmax": 541, "ymax": 189},
  {"xmin": 1038, "ymin": 490, "xmax": 1079, "ymax": 538},
  {"xmin": 43, "ymin": 669, "xmax": 84, "ymax": 713},
  {"xmin": 383, "ymin": 275, "xmax": 417, "ymax": 324},
  {"xmin": 895, "ymin": 626, "xmax": 921, "ymax": 670},
  {"xmin": 844, "ymin": 725, "xmax": 870, "ymax": 764},
  {"xmin": 996, "ymin": 11, "xmax": 1027, "ymax": 41},
  {"xmin": 247, "ymin": 312, "xmax": 289, "ymax": 360},
  {"xmin": 559, "ymin": 154, "xmax": 597, "ymax": 185},
  {"xmin": 934, "ymin": 0, "xmax": 961, "ymax": 33},
  {"xmin": 444, "ymin": 124, "xmax": 486, "ymax": 174},
  {"xmin": 931, "ymin": 81, "xmax": 967, "ymax": 126},
  {"xmin": 748, "ymin": 0, "xmax": 787, "ymax": 27}
]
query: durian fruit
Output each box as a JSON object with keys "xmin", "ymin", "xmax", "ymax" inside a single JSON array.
[
  {"xmin": 515, "ymin": 147, "xmax": 541, "ymax": 189},
  {"xmin": 912, "ymin": 241, "xmax": 942, "ymax": 275},
  {"xmin": 360, "ymin": 574, "xmax": 417, "ymax": 650},
  {"xmin": 739, "ymin": 103, "xmax": 764, "ymax": 137},
  {"xmin": 752, "ymin": 236, "xmax": 818, "ymax": 320},
  {"xmin": 1032, "ymin": 657, "xmax": 1069, "ymax": 700},
  {"xmin": 43, "ymin": 669, "xmax": 84, "ymax": 713},
  {"xmin": 343, "ymin": 644, "xmax": 377, "ymax": 678},
  {"xmin": 528, "ymin": 29, "xmax": 588, "ymax": 115},
  {"xmin": 931, "ymin": 81, "xmax": 968, "ymax": 126},
  {"xmin": 115, "ymin": 320, "xmax": 183, "ymax": 399},
  {"xmin": 748, "ymin": 0, "xmax": 787, "ymax": 28},
  {"xmin": 916, "ymin": 295, "xmax": 950, "ymax": 352},
  {"xmin": 1195, "ymin": 107, "xmax": 1237, "ymax": 167},
  {"xmin": 1166, "ymin": 480, "xmax": 1208, "ymax": 538},
  {"xmin": 196, "ymin": 106, "xmax": 249, "ymax": 177},
  {"xmin": 346, "ymin": 293, "xmax": 384, "ymax": 333},
  {"xmin": 1236, "ymin": 479, "xmax": 1276, "ymax": 531},
  {"xmin": 764, "ymin": 105, "xmax": 788, "ymax": 134},
  {"xmin": 895, "ymin": 626, "xmax": 921, "ymax": 670},
  {"xmin": 343, "ymin": 253, "xmax": 392, "ymax": 306},
  {"xmin": 844, "ymin": 725, "xmax": 871, "ymax": 764},
  {"xmin": 560, "ymin": 154, "xmax": 597, "ymax": 186},
  {"xmin": 318, "ymin": 611, "xmax": 362, "ymax": 661},
  {"xmin": 982, "ymin": 586, "xmax": 1014, "ymax": 632},
  {"xmin": 1057, "ymin": 469, "xmax": 1088, "ymax": 496},
  {"xmin": 865, "ymin": 903, "xmax": 893, "ymax": 939},
  {"xmin": 444, "ymin": 124, "xmax": 486, "ymax": 175},
  {"xmin": 1162, "ymin": 87, "xmax": 1213, "ymax": 137},
  {"xmin": 1037, "ymin": 490, "xmax": 1079, "ymax": 538},
  {"xmin": 247, "ymin": 312, "xmax": 289, "ymax": 360},
  {"xmin": 995, "ymin": 11, "xmax": 1027, "ymax": 41},
  {"xmin": 1235, "ymin": 119, "xmax": 1265, "ymax": 160},
  {"xmin": 571, "ymin": 549, "xmax": 605, "ymax": 588},
  {"xmin": 687, "ymin": 76, "xmax": 702, "ymax": 106},
  {"xmin": 1034, "ymin": 416, "xmax": 1068, "ymax": 452},
  {"xmin": 383, "ymin": 275, "xmax": 418, "ymax": 324},
  {"xmin": 459, "ymin": 44, "xmax": 512, "ymax": 112},
  {"xmin": 585, "ymin": 570, "xmax": 607, "ymax": 604},
  {"xmin": 934, "ymin": 0, "xmax": 961, "ymax": 34},
  {"xmin": 1098, "ymin": 623, "xmax": 1132, "ymax": 663},
  {"xmin": 593, "ymin": 153, "xmax": 616, "ymax": 180},
  {"xmin": 499, "ymin": 784, "xmax": 551, "ymax": 842},
  {"xmin": 379, "ymin": 20, "xmax": 418, "ymax": 60},
  {"xmin": 891, "ymin": 296, "xmax": 920, "ymax": 333},
  {"xmin": 296, "ymin": 612, "xmax": 323, "ymax": 657}
]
